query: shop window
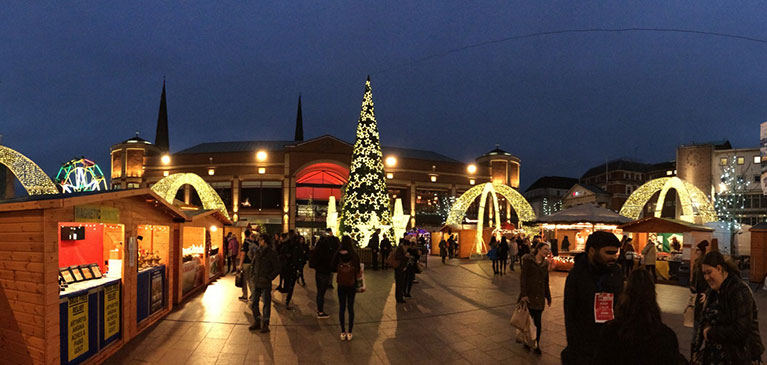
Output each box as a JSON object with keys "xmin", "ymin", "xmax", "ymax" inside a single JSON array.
[
  {"xmin": 626, "ymin": 186, "xmax": 633, "ymax": 194},
  {"xmin": 756, "ymin": 175, "xmax": 761, "ymax": 183},
  {"xmin": 241, "ymin": 181, "xmax": 282, "ymax": 210},
  {"xmin": 666, "ymin": 170, "xmax": 672, "ymax": 176},
  {"xmin": 737, "ymin": 156, "xmax": 745, "ymax": 165},
  {"xmin": 111, "ymin": 151, "xmax": 122, "ymax": 179},
  {"xmin": 182, "ymin": 226, "xmax": 206, "ymax": 296},
  {"xmin": 127, "ymin": 183, "xmax": 139, "ymax": 189},
  {"xmin": 126, "ymin": 149, "xmax": 144, "ymax": 177},
  {"xmin": 756, "ymin": 156, "xmax": 762, "ymax": 164}
]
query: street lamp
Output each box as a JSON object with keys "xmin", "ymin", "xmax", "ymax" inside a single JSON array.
[
  {"xmin": 385, "ymin": 156, "xmax": 397, "ymax": 167},
  {"xmin": 161, "ymin": 154, "xmax": 171, "ymax": 165},
  {"xmin": 467, "ymin": 164, "xmax": 477, "ymax": 174},
  {"xmin": 256, "ymin": 151, "xmax": 268, "ymax": 162}
]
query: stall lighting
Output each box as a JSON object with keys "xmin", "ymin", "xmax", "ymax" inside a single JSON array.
[
  {"xmin": 541, "ymin": 223, "xmax": 619, "ymax": 231},
  {"xmin": 209, "ymin": 225, "xmax": 217, "ymax": 232},
  {"xmin": 469, "ymin": 179, "xmax": 476, "ymax": 185},
  {"xmin": 467, "ymin": 164, "xmax": 477, "ymax": 174},
  {"xmin": 258, "ymin": 167, "xmax": 266, "ymax": 174},
  {"xmin": 430, "ymin": 175, "xmax": 437, "ymax": 182},
  {"xmin": 233, "ymin": 213, "xmax": 238, "ymax": 221},
  {"xmin": 161, "ymin": 155, "xmax": 171, "ymax": 165},
  {"xmin": 256, "ymin": 151, "xmax": 268, "ymax": 162},
  {"xmin": 386, "ymin": 172, "xmax": 394, "ymax": 179},
  {"xmin": 208, "ymin": 168, "xmax": 215, "ymax": 176},
  {"xmin": 385, "ymin": 156, "xmax": 397, "ymax": 167},
  {"xmin": 163, "ymin": 171, "xmax": 170, "ymax": 177}
]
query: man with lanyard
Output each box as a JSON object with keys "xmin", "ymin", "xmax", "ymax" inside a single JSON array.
[{"xmin": 561, "ymin": 231, "xmax": 623, "ymax": 364}]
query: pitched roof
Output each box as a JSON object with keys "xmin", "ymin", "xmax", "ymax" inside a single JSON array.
[
  {"xmin": 525, "ymin": 176, "xmax": 578, "ymax": 192},
  {"xmin": 528, "ymin": 203, "xmax": 633, "ymax": 224},
  {"xmin": 176, "ymin": 140, "xmax": 295, "ymax": 154},
  {"xmin": 619, "ymin": 217, "xmax": 714, "ymax": 233},
  {"xmin": 381, "ymin": 146, "xmax": 460, "ymax": 163},
  {"xmin": 581, "ymin": 159, "xmax": 652, "ymax": 179},
  {"xmin": 580, "ymin": 184, "xmax": 609, "ymax": 195}
]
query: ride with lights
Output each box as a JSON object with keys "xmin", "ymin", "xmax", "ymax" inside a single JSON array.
[
  {"xmin": 56, "ymin": 157, "xmax": 108, "ymax": 193},
  {"xmin": 339, "ymin": 77, "xmax": 392, "ymax": 243}
]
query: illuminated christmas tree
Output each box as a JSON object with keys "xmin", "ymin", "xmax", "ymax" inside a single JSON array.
[
  {"xmin": 339, "ymin": 77, "xmax": 392, "ymax": 243},
  {"xmin": 715, "ymin": 156, "xmax": 746, "ymax": 232}
]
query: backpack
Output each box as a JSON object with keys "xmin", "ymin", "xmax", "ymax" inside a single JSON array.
[
  {"xmin": 386, "ymin": 250, "xmax": 400, "ymax": 268},
  {"xmin": 337, "ymin": 262, "xmax": 356, "ymax": 287}
]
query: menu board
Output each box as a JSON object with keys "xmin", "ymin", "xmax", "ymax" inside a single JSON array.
[
  {"xmin": 70, "ymin": 266, "xmax": 84, "ymax": 282},
  {"xmin": 68, "ymin": 294, "xmax": 89, "ymax": 361},
  {"xmin": 150, "ymin": 269, "xmax": 163, "ymax": 313},
  {"xmin": 60, "ymin": 268, "xmax": 75, "ymax": 284},
  {"xmin": 103, "ymin": 283, "xmax": 120, "ymax": 340}
]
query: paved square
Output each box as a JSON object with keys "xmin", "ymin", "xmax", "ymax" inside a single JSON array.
[{"xmin": 105, "ymin": 256, "xmax": 767, "ymax": 364}]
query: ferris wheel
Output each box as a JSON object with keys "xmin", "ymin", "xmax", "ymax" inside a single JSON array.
[{"xmin": 56, "ymin": 158, "xmax": 108, "ymax": 193}]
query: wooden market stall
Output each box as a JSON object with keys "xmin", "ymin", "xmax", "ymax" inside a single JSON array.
[
  {"xmin": 749, "ymin": 222, "xmax": 767, "ymax": 283},
  {"xmin": 175, "ymin": 210, "xmax": 231, "ymax": 304},
  {"xmin": 619, "ymin": 217, "xmax": 714, "ymax": 282},
  {"xmin": 0, "ymin": 189, "xmax": 187, "ymax": 365},
  {"xmin": 529, "ymin": 203, "xmax": 632, "ymax": 254}
]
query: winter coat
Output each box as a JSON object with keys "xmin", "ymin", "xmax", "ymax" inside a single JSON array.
[
  {"xmin": 519, "ymin": 254, "xmax": 551, "ymax": 310},
  {"xmin": 227, "ymin": 236, "xmax": 239, "ymax": 257},
  {"xmin": 381, "ymin": 238, "xmax": 392, "ymax": 252},
  {"xmin": 595, "ymin": 320, "xmax": 685, "ymax": 365},
  {"xmin": 509, "ymin": 239, "xmax": 519, "ymax": 256},
  {"xmin": 247, "ymin": 244, "xmax": 281, "ymax": 289},
  {"xmin": 498, "ymin": 239, "xmax": 510, "ymax": 259},
  {"xmin": 310, "ymin": 237, "xmax": 334, "ymax": 274},
  {"xmin": 693, "ymin": 274, "xmax": 764, "ymax": 364},
  {"xmin": 328, "ymin": 236, "xmax": 341, "ymax": 254},
  {"xmin": 279, "ymin": 238, "xmax": 303, "ymax": 273},
  {"xmin": 394, "ymin": 245, "xmax": 409, "ymax": 271},
  {"xmin": 691, "ymin": 257, "xmax": 709, "ymax": 321},
  {"xmin": 367, "ymin": 235, "xmax": 380, "ymax": 251},
  {"xmin": 561, "ymin": 253, "xmax": 624, "ymax": 364},
  {"xmin": 641, "ymin": 243, "xmax": 657, "ymax": 265},
  {"xmin": 439, "ymin": 240, "xmax": 447, "ymax": 257}
]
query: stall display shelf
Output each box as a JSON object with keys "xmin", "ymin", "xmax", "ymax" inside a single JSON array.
[{"xmin": 60, "ymin": 277, "xmax": 121, "ymax": 298}]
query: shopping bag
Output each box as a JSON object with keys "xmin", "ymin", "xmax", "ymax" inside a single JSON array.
[
  {"xmin": 510, "ymin": 302, "xmax": 530, "ymax": 330},
  {"xmin": 356, "ymin": 264, "xmax": 366, "ymax": 293},
  {"xmin": 234, "ymin": 271, "xmax": 243, "ymax": 288},
  {"xmin": 683, "ymin": 294, "xmax": 695, "ymax": 328},
  {"xmin": 515, "ymin": 319, "xmax": 536, "ymax": 348}
]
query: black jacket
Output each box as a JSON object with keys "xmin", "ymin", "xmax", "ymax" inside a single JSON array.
[
  {"xmin": 694, "ymin": 274, "xmax": 764, "ymax": 363},
  {"xmin": 248, "ymin": 245, "xmax": 281, "ymax": 289},
  {"xmin": 381, "ymin": 238, "xmax": 392, "ymax": 252},
  {"xmin": 310, "ymin": 237, "xmax": 335, "ymax": 274},
  {"xmin": 367, "ymin": 235, "xmax": 380, "ymax": 251},
  {"xmin": 595, "ymin": 320, "xmax": 686, "ymax": 365},
  {"xmin": 562, "ymin": 253, "xmax": 624, "ymax": 364},
  {"xmin": 279, "ymin": 238, "xmax": 303, "ymax": 272},
  {"xmin": 519, "ymin": 254, "xmax": 551, "ymax": 310}
]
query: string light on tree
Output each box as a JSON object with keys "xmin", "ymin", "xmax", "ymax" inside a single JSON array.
[
  {"xmin": 715, "ymin": 156, "xmax": 746, "ymax": 232},
  {"xmin": 339, "ymin": 77, "xmax": 392, "ymax": 243},
  {"xmin": 0, "ymin": 145, "xmax": 58, "ymax": 195},
  {"xmin": 151, "ymin": 172, "xmax": 231, "ymax": 220}
]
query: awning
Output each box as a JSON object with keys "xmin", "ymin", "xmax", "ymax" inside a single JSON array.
[{"xmin": 618, "ymin": 217, "xmax": 714, "ymax": 233}]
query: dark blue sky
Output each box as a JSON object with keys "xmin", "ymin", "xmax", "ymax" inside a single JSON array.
[{"xmin": 2, "ymin": 2, "xmax": 765, "ymax": 190}]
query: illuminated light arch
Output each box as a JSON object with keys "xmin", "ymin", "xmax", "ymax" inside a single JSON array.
[
  {"xmin": 619, "ymin": 177, "xmax": 717, "ymax": 223},
  {"xmin": 151, "ymin": 173, "xmax": 230, "ymax": 220},
  {"xmin": 447, "ymin": 183, "xmax": 537, "ymax": 254},
  {"xmin": 0, "ymin": 145, "xmax": 58, "ymax": 195}
]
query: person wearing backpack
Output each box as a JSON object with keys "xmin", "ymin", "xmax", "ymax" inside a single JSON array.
[{"xmin": 331, "ymin": 235, "xmax": 361, "ymax": 341}]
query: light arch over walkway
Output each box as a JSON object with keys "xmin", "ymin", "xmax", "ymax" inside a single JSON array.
[
  {"xmin": 619, "ymin": 177, "xmax": 717, "ymax": 223},
  {"xmin": 150, "ymin": 173, "xmax": 231, "ymax": 220},
  {"xmin": 446, "ymin": 183, "xmax": 536, "ymax": 254},
  {"xmin": 0, "ymin": 145, "xmax": 58, "ymax": 195}
]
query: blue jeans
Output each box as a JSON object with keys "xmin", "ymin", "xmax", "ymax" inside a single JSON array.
[
  {"xmin": 337, "ymin": 286, "xmax": 356, "ymax": 333},
  {"xmin": 250, "ymin": 285, "xmax": 272, "ymax": 322}
]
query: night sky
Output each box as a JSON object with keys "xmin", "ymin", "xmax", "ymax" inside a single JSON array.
[{"xmin": 2, "ymin": 2, "xmax": 766, "ymax": 191}]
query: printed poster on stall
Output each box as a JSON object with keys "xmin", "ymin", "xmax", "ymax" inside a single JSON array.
[
  {"xmin": 104, "ymin": 283, "xmax": 120, "ymax": 339},
  {"xmin": 68, "ymin": 294, "xmax": 89, "ymax": 361},
  {"xmin": 761, "ymin": 122, "xmax": 767, "ymax": 195},
  {"xmin": 150, "ymin": 269, "xmax": 163, "ymax": 313}
]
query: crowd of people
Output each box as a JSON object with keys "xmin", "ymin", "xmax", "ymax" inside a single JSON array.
[{"xmin": 224, "ymin": 227, "xmax": 765, "ymax": 363}]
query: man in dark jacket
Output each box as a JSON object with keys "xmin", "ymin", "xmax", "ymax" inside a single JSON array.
[
  {"xmin": 278, "ymin": 230, "xmax": 302, "ymax": 309},
  {"xmin": 368, "ymin": 228, "xmax": 381, "ymax": 270},
  {"xmin": 311, "ymin": 228, "xmax": 335, "ymax": 318},
  {"xmin": 561, "ymin": 231, "xmax": 623, "ymax": 364},
  {"xmin": 394, "ymin": 240, "xmax": 410, "ymax": 303},
  {"xmin": 380, "ymin": 234, "xmax": 392, "ymax": 269},
  {"xmin": 247, "ymin": 234, "xmax": 281, "ymax": 333}
]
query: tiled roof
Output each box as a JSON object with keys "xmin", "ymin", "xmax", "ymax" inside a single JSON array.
[
  {"xmin": 525, "ymin": 176, "xmax": 578, "ymax": 192},
  {"xmin": 581, "ymin": 159, "xmax": 652, "ymax": 179}
]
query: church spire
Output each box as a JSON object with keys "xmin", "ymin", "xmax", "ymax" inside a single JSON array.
[
  {"xmin": 294, "ymin": 94, "xmax": 304, "ymax": 141},
  {"xmin": 155, "ymin": 79, "xmax": 169, "ymax": 152}
]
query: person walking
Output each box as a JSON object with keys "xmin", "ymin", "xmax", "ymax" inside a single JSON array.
[
  {"xmin": 641, "ymin": 239, "xmax": 657, "ymax": 282},
  {"xmin": 519, "ymin": 241, "xmax": 552, "ymax": 354},
  {"xmin": 226, "ymin": 232, "xmax": 239, "ymax": 274},
  {"xmin": 311, "ymin": 228, "xmax": 335, "ymax": 318},
  {"xmin": 380, "ymin": 234, "xmax": 392, "ymax": 269},
  {"xmin": 690, "ymin": 240, "xmax": 709, "ymax": 352},
  {"xmin": 246, "ymin": 234, "xmax": 281, "ymax": 333},
  {"xmin": 237, "ymin": 230, "xmax": 253, "ymax": 301},
  {"xmin": 439, "ymin": 236, "xmax": 448, "ymax": 264},
  {"xmin": 278, "ymin": 230, "xmax": 302, "ymax": 309},
  {"xmin": 331, "ymin": 236, "xmax": 361, "ymax": 341},
  {"xmin": 692, "ymin": 251, "xmax": 764, "ymax": 364},
  {"xmin": 561, "ymin": 231, "xmax": 624, "ymax": 364},
  {"xmin": 404, "ymin": 239, "xmax": 419, "ymax": 297},
  {"xmin": 498, "ymin": 236, "xmax": 510, "ymax": 275},
  {"xmin": 297, "ymin": 235, "xmax": 309, "ymax": 286},
  {"xmin": 620, "ymin": 237, "xmax": 635, "ymax": 279},
  {"xmin": 448, "ymin": 234, "xmax": 457, "ymax": 258},
  {"xmin": 489, "ymin": 235, "xmax": 499, "ymax": 274},
  {"xmin": 367, "ymin": 228, "xmax": 380, "ymax": 270},
  {"xmin": 509, "ymin": 235, "xmax": 519, "ymax": 272},
  {"xmin": 594, "ymin": 269, "xmax": 685, "ymax": 364},
  {"xmin": 393, "ymin": 240, "xmax": 410, "ymax": 303}
]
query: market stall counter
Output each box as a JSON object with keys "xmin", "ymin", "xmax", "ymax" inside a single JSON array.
[
  {"xmin": 176, "ymin": 210, "xmax": 231, "ymax": 304},
  {"xmin": 0, "ymin": 189, "xmax": 187, "ymax": 365}
]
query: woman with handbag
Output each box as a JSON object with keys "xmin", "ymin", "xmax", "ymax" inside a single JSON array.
[
  {"xmin": 692, "ymin": 251, "xmax": 764, "ymax": 364},
  {"xmin": 331, "ymin": 236, "xmax": 361, "ymax": 341},
  {"xmin": 518, "ymin": 241, "xmax": 552, "ymax": 355}
]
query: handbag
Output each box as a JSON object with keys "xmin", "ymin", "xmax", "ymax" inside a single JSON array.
[
  {"xmin": 683, "ymin": 294, "xmax": 695, "ymax": 328},
  {"xmin": 510, "ymin": 301, "xmax": 531, "ymax": 330},
  {"xmin": 386, "ymin": 251, "xmax": 400, "ymax": 268},
  {"xmin": 234, "ymin": 271, "xmax": 243, "ymax": 288}
]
